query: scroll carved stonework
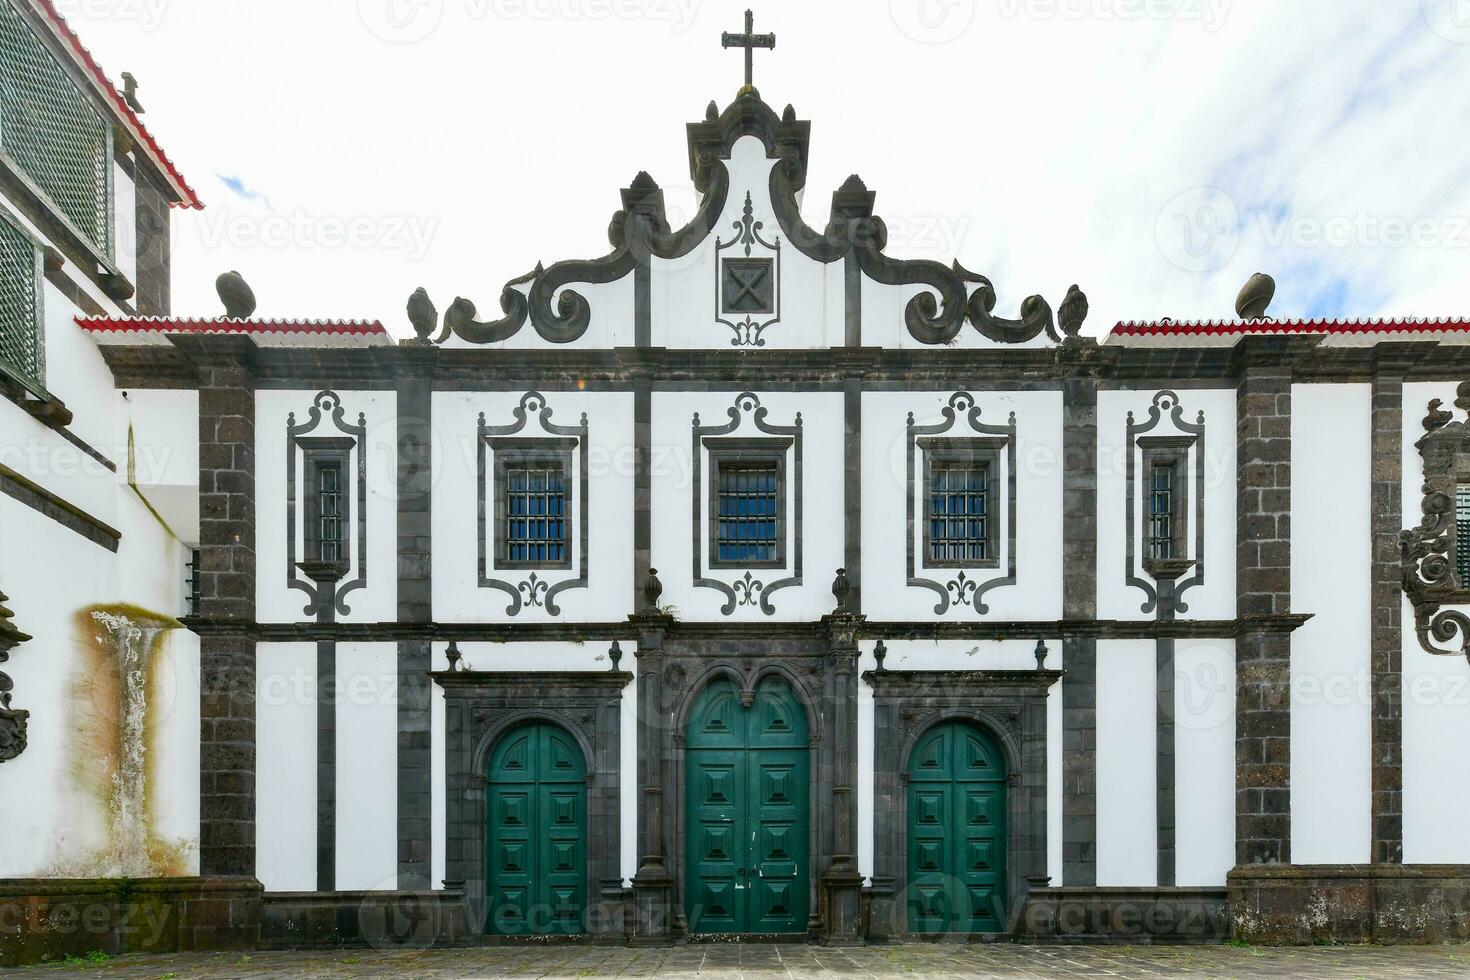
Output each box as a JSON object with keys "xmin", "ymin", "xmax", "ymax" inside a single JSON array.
[
  {"xmin": 0, "ymin": 584, "xmax": 32, "ymax": 763},
  {"xmin": 1402, "ymin": 384, "xmax": 1470, "ymax": 661}
]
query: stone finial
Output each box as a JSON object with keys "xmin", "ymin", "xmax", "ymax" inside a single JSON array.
[
  {"xmin": 1058, "ymin": 284, "xmax": 1089, "ymax": 338},
  {"xmin": 216, "ymin": 270, "xmax": 257, "ymax": 319},
  {"xmin": 1034, "ymin": 639, "xmax": 1049, "ymax": 670},
  {"xmin": 121, "ymin": 72, "xmax": 144, "ymax": 114},
  {"xmin": 873, "ymin": 639, "xmax": 887, "ymax": 673},
  {"xmin": 407, "ymin": 287, "xmax": 438, "ymax": 343},
  {"xmin": 831, "ymin": 568, "xmax": 851, "ymax": 610},
  {"xmin": 642, "ymin": 568, "xmax": 664, "ymax": 612},
  {"xmin": 608, "ymin": 640, "xmax": 623, "ymax": 672},
  {"xmin": 445, "ymin": 640, "xmax": 466, "ymax": 673},
  {"xmin": 1235, "ymin": 272, "xmax": 1275, "ymax": 320},
  {"xmin": 0, "ymin": 585, "xmax": 30, "ymax": 763}
]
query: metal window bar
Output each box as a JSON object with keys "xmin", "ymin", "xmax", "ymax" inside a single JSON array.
[
  {"xmin": 1457, "ymin": 485, "xmax": 1470, "ymax": 587},
  {"xmin": 717, "ymin": 462, "xmax": 779, "ymax": 563},
  {"xmin": 505, "ymin": 464, "xmax": 567, "ymax": 564},
  {"xmin": 185, "ymin": 548, "xmax": 200, "ymax": 617},
  {"xmin": 0, "ymin": 215, "xmax": 39, "ymax": 382},
  {"xmin": 0, "ymin": 1, "xmax": 113, "ymax": 256},
  {"xmin": 1148, "ymin": 463, "xmax": 1174, "ymax": 560},
  {"xmin": 929, "ymin": 463, "xmax": 988, "ymax": 563},
  {"xmin": 317, "ymin": 463, "xmax": 343, "ymax": 563}
]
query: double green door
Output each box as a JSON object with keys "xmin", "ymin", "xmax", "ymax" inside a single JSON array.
[
  {"xmin": 485, "ymin": 722, "xmax": 586, "ymax": 935},
  {"xmin": 686, "ymin": 676, "xmax": 809, "ymax": 934},
  {"xmin": 907, "ymin": 721, "xmax": 1008, "ymax": 934}
]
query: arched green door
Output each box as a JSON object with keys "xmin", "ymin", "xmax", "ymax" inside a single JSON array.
[
  {"xmin": 907, "ymin": 721, "xmax": 1008, "ymax": 934},
  {"xmin": 685, "ymin": 675, "xmax": 810, "ymax": 934},
  {"xmin": 485, "ymin": 722, "xmax": 586, "ymax": 935}
]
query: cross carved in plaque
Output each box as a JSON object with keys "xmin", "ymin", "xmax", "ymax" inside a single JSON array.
[{"xmin": 722, "ymin": 9, "xmax": 775, "ymax": 92}]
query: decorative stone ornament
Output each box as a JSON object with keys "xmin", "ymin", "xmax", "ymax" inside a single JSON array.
[
  {"xmin": 1235, "ymin": 272, "xmax": 1276, "ymax": 320},
  {"xmin": 215, "ymin": 270, "xmax": 257, "ymax": 319},
  {"xmin": 642, "ymin": 568, "xmax": 664, "ymax": 612},
  {"xmin": 405, "ymin": 286, "xmax": 438, "ymax": 343},
  {"xmin": 608, "ymin": 640, "xmax": 623, "ymax": 672},
  {"xmin": 1034, "ymin": 639, "xmax": 1049, "ymax": 670},
  {"xmin": 0, "ymin": 585, "xmax": 32, "ymax": 763},
  {"xmin": 1401, "ymin": 384, "xmax": 1470, "ymax": 661},
  {"xmin": 831, "ymin": 567, "xmax": 851, "ymax": 610}
]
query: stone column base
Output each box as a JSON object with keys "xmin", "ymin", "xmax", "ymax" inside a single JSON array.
[{"xmin": 1228, "ymin": 864, "xmax": 1470, "ymax": 944}]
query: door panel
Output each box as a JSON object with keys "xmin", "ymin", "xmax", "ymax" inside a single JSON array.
[
  {"xmin": 906, "ymin": 722, "xmax": 1008, "ymax": 935},
  {"xmin": 686, "ymin": 677, "xmax": 809, "ymax": 935},
  {"xmin": 485, "ymin": 723, "xmax": 587, "ymax": 935}
]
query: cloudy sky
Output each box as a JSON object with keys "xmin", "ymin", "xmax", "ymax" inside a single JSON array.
[{"xmin": 66, "ymin": 0, "xmax": 1470, "ymax": 337}]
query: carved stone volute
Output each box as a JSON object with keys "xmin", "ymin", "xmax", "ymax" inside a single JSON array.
[{"xmin": 0, "ymin": 585, "xmax": 32, "ymax": 763}]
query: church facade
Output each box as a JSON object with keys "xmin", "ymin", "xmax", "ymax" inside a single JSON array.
[{"xmin": 4, "ymin": 1, "xmax": 1470, "ymax": 956}]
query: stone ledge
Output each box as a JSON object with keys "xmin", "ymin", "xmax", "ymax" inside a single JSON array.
[
  {"xmin": 1020, "ymin": 886, "xmax": 1230, "ymax": 943},
  {"xmin": 259, "ymin": 889, "xmax": 470, "ymax": 950},
  {"xmin": 1228, "ymin": 864, "xmax": 1470, "ymax": 944},
  {"xmin": 0, "ymin": 877, "xmax": 262, "ymax": 968}
]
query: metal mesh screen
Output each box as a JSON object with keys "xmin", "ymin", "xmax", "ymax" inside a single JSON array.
[
  {"xmin": 0, "ymin": 213, "xmax": 40, "ymax": 382},
  {"xmin": 0, "ymin": 0, "xmax": 112, "ymax": 256}
]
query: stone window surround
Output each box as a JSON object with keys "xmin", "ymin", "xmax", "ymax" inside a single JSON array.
[
  {"xmin": 704, "ymin": 436, "xmax": 791, "ymax": 570},
  {"xmin": 1124, "ymin": 390, "xmax": 1205, "ymax": 616},
  {"xmin": 919, "ymin": 436, "xmax": 1003, "ymax": 570},
  {"xmin": 864, "ymin": 667, "xmax": 1060, "ymax": 939},
  {"xmin": 1402, "ymin": 386, "xmax": 1470, "ymax": 660},
  {"xmin": 436, "ymin": 668, "xmax": 632, "ymax": 942},
  {"xmin": 490, "ymin": 437, "xmax": 576, "ymax": 571},
  {"xmin": 286, "ymin": 391, "xmax": 368, "ymax": 618}
]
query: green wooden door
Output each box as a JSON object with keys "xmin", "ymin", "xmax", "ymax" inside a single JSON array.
[
  {"xmin": 686, "ymin": 676, "xmax": 809, "ymax": 934},
  {"xmin": 907, "ymin": 721, "xmax": 1008, "ymax": 934},
  {"xmin": 485, "ymin": 722, "xmax": 587, "ymax": 935}
]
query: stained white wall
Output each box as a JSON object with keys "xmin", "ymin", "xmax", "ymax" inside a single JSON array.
[
  {"xmin": 1173, "ymin": 638, "xmax": 1235, "ymax": 885},
  {"xmin": 256, "ymin": 642, "xmax": 316, "ymax": 891},
  {"xmin": 336, "ymin": 642, "xmax": 399, "ymax": 890},
  {"xmin": 432, "ymin": 641, "xmax": 638, "ymax": 882},
  {"xmin": 1095, "ymin": 639, "xmax": 1157, "ymax": 886},
  {"xmin": 1097, "ymin": 388, "xmax": 1237, "ymax": 622},
  {"xmin": 432, "ymin": 389, "xmax": 634, "ymax": 623},
  {"xmin": 650, "ymin": 390, "xmax": 843, "ymax": 622},
  {"xmin": 862, "ymin": 389, "xmax": 1063, "ymax": 622},
  {"xmin": 1401, "ymin": 382, "xmax": 1470, "ymax": 863},
  {"xmin": 1290, "ymin": 383, "xmax": 1372, "ymax": 864},
  {"xmin": 255, "ymin": 389, "xmax": 397, "ymax": 624}
]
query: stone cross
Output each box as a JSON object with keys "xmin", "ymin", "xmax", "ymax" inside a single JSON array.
[{"xmin": 722, "ymin": 9, "xmax": 775, "ymax": 91}]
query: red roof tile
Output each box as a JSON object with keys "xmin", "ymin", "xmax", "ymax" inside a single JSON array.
[
  {"xmin": 78, "ymin": 316, "xmax": 389, "ymax": 336},
  {"xmin": 31, "ymin": 0, "xmax": 202, "ymax": 209},
  {"xmin": 1110, "ymin": 318, "xmax": 1470, "ymax": 337}
]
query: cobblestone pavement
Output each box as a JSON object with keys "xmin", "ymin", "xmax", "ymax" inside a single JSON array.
[{"xmin": 10, "ymin": 944, "xmax": 1470, "ymax": 979}]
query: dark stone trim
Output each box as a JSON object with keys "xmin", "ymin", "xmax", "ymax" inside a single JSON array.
[
  {"xmin": 435, "ymin": 670, "xmax": 631, "ymax": 940},
  {"xmin": 179, "ymin": 614, "xmax": 1314, "ymax": 644},
  {"xmin": 633, "ymin": 378, "xmax": 652, "ymax": 614},
  {"xmin": 259, "ymin": 889, "xmax": 470, "ymax": 950},
  {"xmin": 1020, "ymin": 886, "xmax": 1229, "ymax": 943},
  {"xmin": 0, "ymin": 462, "xmax": 120, "ymax": 550},
  {"xmin": 1124, "ymin": 392, "xmax": 1205, "ymax": 615},
  {"xmin": 843, "ymin": 378, "xmax": 861, "ymax": 613},
  {"xmin": 864, "ymin": 668, "xmax": 1061, "ymax": 939},
  {"xmin": 97, "ymin": 337, "xmax": 1470, "ymax": 394},
  {"xmin": 1156, "ymin": 638, "xmax": 1176, "ymax": 887},
  {"xmin": 286, "ymin": 391, "xmax": 368, "ymax": 619},
  {"xmin": 1060, "ymin": 370, "xmax": 1097, "ymax": 887},
  {"xmin": 1370, "ymin": 370, "xmax": 1405, "ymax": 863},
  {"xmin": 316, "ymin": 639, "xmax": 336, "ymax": 892},
  {"xmin": 397, "ymin": 365, "xmax": 434, "ymax": 887},
  {"xmin": 1228, "ymin": 864, "xmax": 1470, "ymax": 944}
]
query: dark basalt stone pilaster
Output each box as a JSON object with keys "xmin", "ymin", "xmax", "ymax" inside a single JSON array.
[
  {"xmin": 1232, "ymin": 338, "xmax": 1309, "ymax": 867},
  {"xmin": 396, "ymin": 359, "xmax": 435, "ymax": 887},
  {"xmin": 1061, "ymin": 365, "xmax": 1098, "ymax": 885},
  {"xmin": 630, "ymin": 612, "xmax": 674, "ymax": 944},
  {"xmin": 180, "ymin": 335, "xmax": 259, "ymax": 877},
  {"xmin": 820, "ymin": 612, "xmax": 863, "ymax": 945},
  {"xmin": 133, "ymin": 170, "xmax": 172, "ymax": 316}
]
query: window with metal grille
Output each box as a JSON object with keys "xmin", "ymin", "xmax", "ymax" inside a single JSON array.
[
  {"xmin": 1148, "ymin": 462, "xmax": 1175, "ymax": 560},
  {"xmin": 0, "ymin": 0, "xmax": 112, "ymax": 257},
  {"xmin": 316, "ymin": 462, "xmax": 344, "ymax": 563},
  {"xmin": 928, "ymin": 462, "xmax": 989, "ymax": 564},
  {"xmin": 1457, "ymin": 485, "xmax": 1470, "ymax": 587},
  {"xmin": 0, "ymin": 211, "xmax": 41, "ymax": 384},
  {"xmin": 716, "ymin": 462, "xmax": 780, "ymax": 564},
  {"xmin": 504, "ymin": 462, "xmax": 568, "ymax": 565}
]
